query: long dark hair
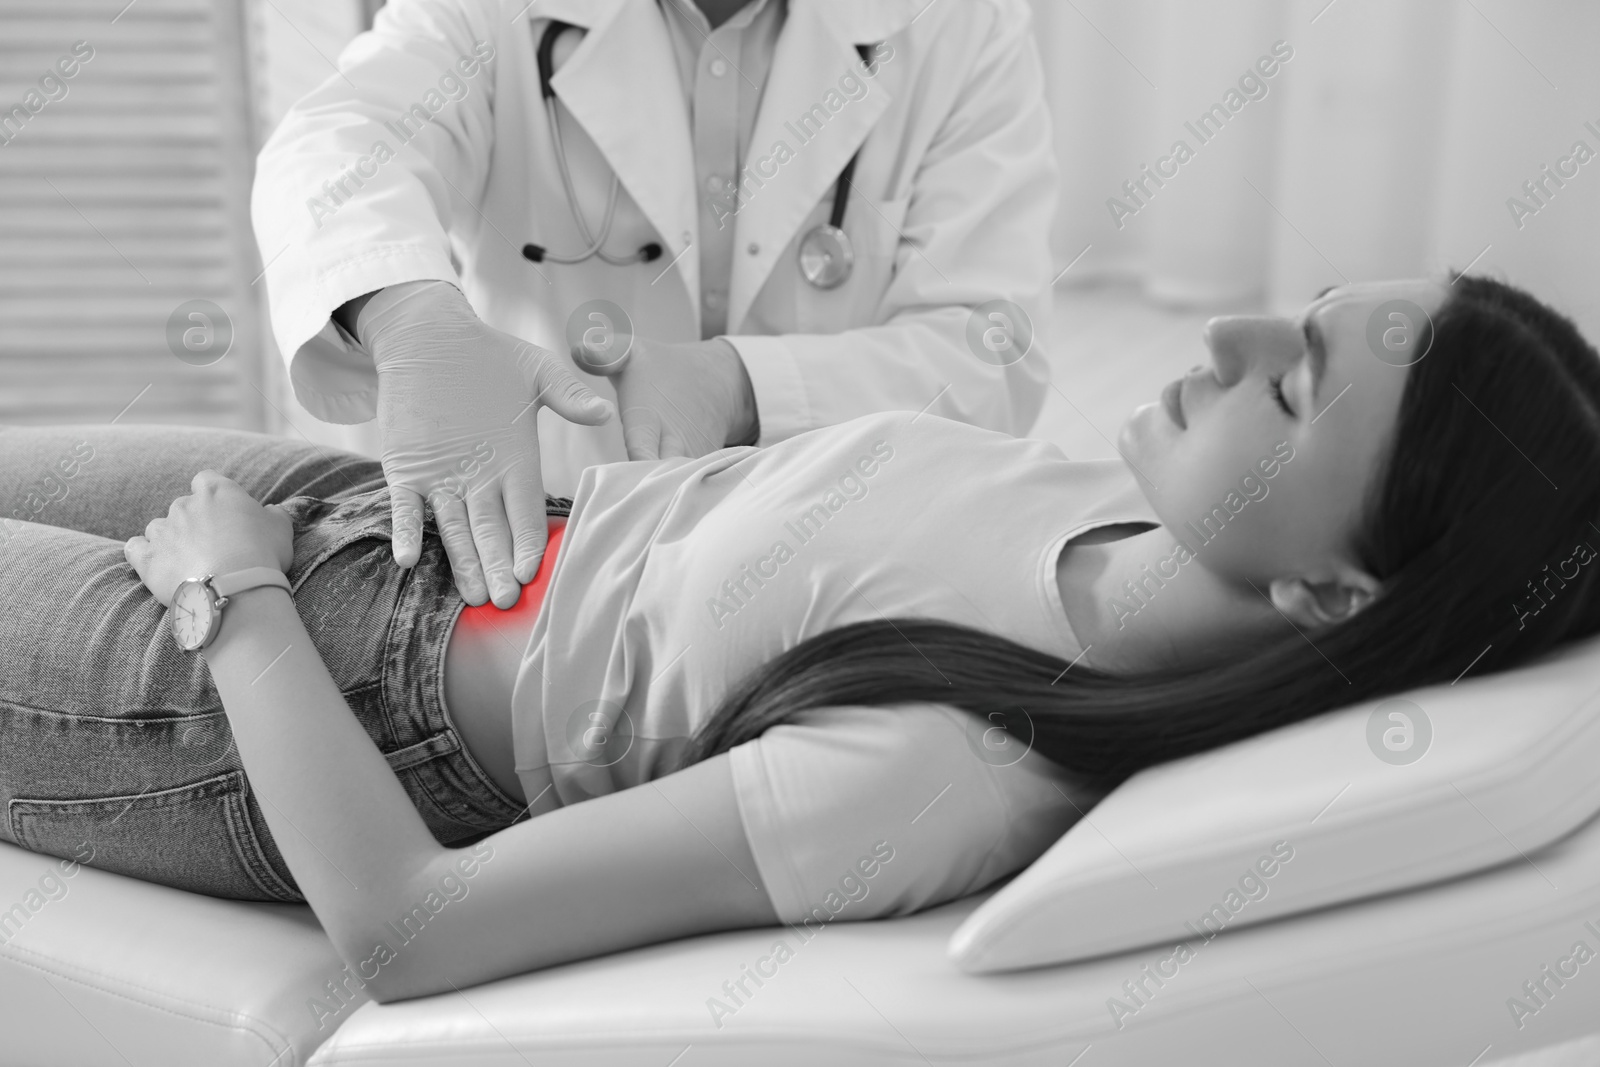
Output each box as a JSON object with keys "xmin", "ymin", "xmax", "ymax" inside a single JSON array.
[{"xmin": 674, "ymin": 276, "xmax": 1600, "ymax": 793}]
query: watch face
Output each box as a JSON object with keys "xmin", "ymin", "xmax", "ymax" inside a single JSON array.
[{"xmin": 171, "ymin": 579, "xmax": 217, "ymax": 651}]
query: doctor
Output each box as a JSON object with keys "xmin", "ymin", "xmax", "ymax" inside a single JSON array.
[{"xmin": 252, "ymin": 0, "xmax": 1057, "ymax": 609}]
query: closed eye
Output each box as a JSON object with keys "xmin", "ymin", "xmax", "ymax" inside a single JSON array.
[{"xmin": 1269, "ymin": 373, "xmax": 1293, "ymax": 416}]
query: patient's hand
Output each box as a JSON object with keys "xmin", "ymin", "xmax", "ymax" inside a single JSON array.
[{"xmin": 123, "ymin": 470, "xmax": 294, "ymax": 606}]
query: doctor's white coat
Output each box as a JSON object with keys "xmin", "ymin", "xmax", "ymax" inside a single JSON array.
[{"xmin": 251, "ymin": 0, "xmax": 1058, "ymax": 496}]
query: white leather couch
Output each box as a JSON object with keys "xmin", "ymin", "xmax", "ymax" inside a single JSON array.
[
  {"xmin": 11, "ymin": 632, "xmax": 1600, "ymax": 1064},
  {"xmin": 4, "ymin": 802, "xmax": 1600, "ymax": 1066}
]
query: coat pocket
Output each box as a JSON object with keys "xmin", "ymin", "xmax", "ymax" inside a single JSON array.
[{"xmin": 8, "ymin": 770, "xmax": 300, "ymax": 902}]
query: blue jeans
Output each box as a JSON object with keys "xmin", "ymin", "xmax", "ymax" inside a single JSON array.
[{"xmin": 0, "ymin": 425, "xmax": 555, "ymax": 902}]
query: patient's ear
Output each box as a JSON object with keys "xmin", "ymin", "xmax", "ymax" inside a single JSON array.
[{"xmin": 1268, "ymin": 565, "xmax": 1381, "ymax": 629}]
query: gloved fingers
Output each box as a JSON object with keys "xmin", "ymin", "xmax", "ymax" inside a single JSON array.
[
  {"xmin": 388, "ymin": 486, "xmax": 428, "ymax": 569},
  {"xmin": 620, "ymin": 406, "xmax": 662, "ymax": 461},
  {"xmin": 502, "ymin": 469, "xmax": 549, "ymax": 585},
  {"xmin": 658, "ymin": 428, "xmax": 694, "ymax": 460},
  {"xmin": 466, "ymin": 487, "xmax": 521, "ymax": 610},
  {"xmin": 526, "ymin": 349, "xmax": 615, "ymax": 427},
  {"xmin": 429, "ymin": 490, "xmax": 489, "ymax": 606},
  {"xmin": 646, "ymin": 381, "xmax": 722, "ymax": 456}
]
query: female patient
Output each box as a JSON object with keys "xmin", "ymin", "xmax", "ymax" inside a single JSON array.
[{"xmin": 1, "ymin": 274, "xmax": 1596, "ymax": 1003}]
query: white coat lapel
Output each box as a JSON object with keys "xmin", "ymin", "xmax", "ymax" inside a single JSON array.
[
  {"xmin": 728, "ymin": 0, "xmax": 912, "ymax": 333},
  {"xmin": 540, "ymin": 0, "xmax": 701, "ymax": 314}
]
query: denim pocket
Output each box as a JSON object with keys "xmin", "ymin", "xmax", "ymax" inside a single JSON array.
[
  {"xmin": 7, "ymin": 770, "xmax": 300, "ymax": 902},
  {"xmin": 281, "ymin": 487, "xmax": 394, "ymax": 585}
]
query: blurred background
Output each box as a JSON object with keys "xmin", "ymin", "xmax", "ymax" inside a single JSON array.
[{"xmin": 1, "ymin": 0, "xmax": 1596, "ymax": 462}]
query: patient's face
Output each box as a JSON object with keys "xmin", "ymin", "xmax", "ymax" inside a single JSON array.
[{"xmin": 1119, "ymin": 278, "xmax": 1449, "ymax": 585}]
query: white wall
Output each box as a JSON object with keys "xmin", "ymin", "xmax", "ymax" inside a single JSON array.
[{"xmin": 1033, "ymin": 0, "xmax": 1600, "ymax": 342}]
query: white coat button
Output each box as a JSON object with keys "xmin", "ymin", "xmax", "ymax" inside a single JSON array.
[
  {"xmin": 704, "ymin": 291, "xmax": 724, "ymax": 309},
  {"xmin": 747, "ymin": 242, "xmax": 760, "ymax": 255},
  {"xmin": 709, "ymin": 58, "xmax": 728, "ymax": 77},
  {"xmin": 706, "ymin": 174, "xmax": 729, "ymax": 194},
  {"xmin": 682, "ymin": 230, "xmax": 693, "ymax": 244}
]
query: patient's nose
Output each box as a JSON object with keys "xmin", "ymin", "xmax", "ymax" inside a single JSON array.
[{"xmin": 1202, "ymin": 317, "xmax": 1301, "ymax": 387}]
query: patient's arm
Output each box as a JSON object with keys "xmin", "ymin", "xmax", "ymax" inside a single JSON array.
[{"xmin": 204, "ymin": 584, "xmax": 778, "ymax": 1001}]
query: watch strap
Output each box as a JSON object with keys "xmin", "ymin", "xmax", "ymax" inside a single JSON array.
[{"xmin": 210, "ymin": 567, "xmax": 291, "ymax": 599}]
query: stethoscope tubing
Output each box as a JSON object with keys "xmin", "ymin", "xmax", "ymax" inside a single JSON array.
[
  {"xmin": 527, "ymin": 19, "xmax": 876, "ymax": 284},
  {"xmin": 527, "ymin": 19, "xmax": 659, "ymax": 266},
  {"xmin": 543, "ymin": 95, "xmax": 633, "ymax": 265}
]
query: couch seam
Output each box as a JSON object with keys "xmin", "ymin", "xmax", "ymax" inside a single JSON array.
[{"xmin": 0, "ymin": 940, "xmax": 302, "ymax": 1065}]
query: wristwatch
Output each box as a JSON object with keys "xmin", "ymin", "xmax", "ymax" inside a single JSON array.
[{"xmin": 170, "ymin": 567, "xmax": 291, "ymax": 652}]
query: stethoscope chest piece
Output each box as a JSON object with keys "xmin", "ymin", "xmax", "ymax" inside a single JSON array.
[
  {"xmin": 798, "ymin": 223, "xmax": 854, "ymax": 290},
  {"xmin": 792, "ymin": 41, "xmax": 877, "ymax": 292}
]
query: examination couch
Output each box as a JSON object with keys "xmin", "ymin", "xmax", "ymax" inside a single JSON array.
[{"xmin": 5, "ymin": 631, "xmax": 1600, "ymax": 1066}]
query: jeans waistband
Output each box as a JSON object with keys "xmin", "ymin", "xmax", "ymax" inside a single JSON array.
[{"xmin": 285, "ymin": 485, "xmax": 540, "ymax": 835}]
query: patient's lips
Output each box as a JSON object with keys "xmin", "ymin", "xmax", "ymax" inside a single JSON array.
[{"xmin": 1161, "ymin": 378, "xmax": 1187, "ymax": 430}]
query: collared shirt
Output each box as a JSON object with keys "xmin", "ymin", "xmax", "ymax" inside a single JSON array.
[{"xmin": 657, "ymin": 0, "xmax": 787, "ymax": 338}]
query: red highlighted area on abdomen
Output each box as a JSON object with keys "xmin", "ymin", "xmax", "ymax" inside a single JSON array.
[{"xmin": 456, "ymin": 517, "xmax": 566, "ymax": 630}]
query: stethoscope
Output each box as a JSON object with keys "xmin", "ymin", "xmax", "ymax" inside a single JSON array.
[
  {"xmin": 522, "ymin": 20, "xmax": 662, "ymax": 266},
  {"xmin": 522, "ymin": 19, "xmax": 873, "ymax": 291}
]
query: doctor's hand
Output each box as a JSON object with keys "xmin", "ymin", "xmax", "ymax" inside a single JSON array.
[
  {"xmin": 358, "ymin": 281, "xmax": 615, "ymax": 609},
  {"xmin": 581, "ymin": 337, "xmax": 758, "ymax": 460}
]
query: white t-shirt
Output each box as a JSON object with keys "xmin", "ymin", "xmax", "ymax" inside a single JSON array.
[{"xmin": 513, "ymin": 411, "xmax": 1159, "ymax": 924}]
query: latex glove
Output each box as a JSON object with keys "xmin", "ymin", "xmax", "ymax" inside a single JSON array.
[
  {"xmin": 123, "ymin": 471, "xmax": 295, "ymax": 607},
  {"xmin": 577, "ymin": 336, "xmax": 757, "ymax": 460},
  {"xmin": 359, "ymin": 281, "xmax": 614, "ymax": 608}
]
